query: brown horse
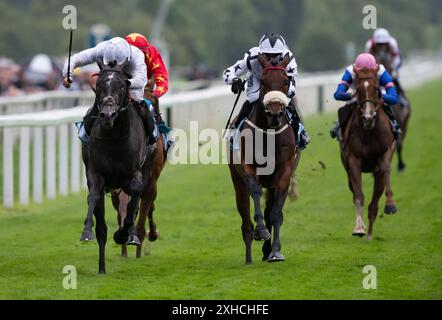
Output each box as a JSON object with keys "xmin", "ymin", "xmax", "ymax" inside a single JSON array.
[
  {"xmin": 340, "ymin": 66, "xmax": 398, "ymax": 240},
  {"xmin": 111, "ymin": 90, "xmax": 166, "ymax": 258},
  {"xmin": 228, "ymin": 53, "xmax": 301, "ymax": 264},
  {"xmin": 373, "ymin": 48, "xmax": 411, "ymax": 171}
]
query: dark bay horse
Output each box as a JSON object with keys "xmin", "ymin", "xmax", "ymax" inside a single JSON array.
[
  {"xmin": 373, "ymin": 47, "xmax": 411, "ymax": 171},
  {"xmin": 340, "ymin": 66, "xmax": 398, "ymax": 240},
  {"xmin": 228, "ymin": 53, "xmax": 301, "ymax": 264},
  {"xmin": 80, "ymin": 58, "xmax": 156, "ymax": 273},
  {"xmin": 111, "ymin": 98, "xmax": 166, "ymax": 259}
]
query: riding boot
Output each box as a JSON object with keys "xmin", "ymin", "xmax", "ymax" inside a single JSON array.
[
  {"xmin": 234, "ymin": 100, "xmax": 253, "ymax": 128},
  {"xmin": 330, "ymin": 101, "xmax": 355, "ymax": 140},
  {"xmin": 383, "ymin": 104, "xmax": 401, "ymax": 140},
  {"xmin": 288, "ymin": 97, "xmax": 309, "ymax": 150},
  {"xmin": 137, "ymin": 100, "xmax": 157, "ymax": 145}
]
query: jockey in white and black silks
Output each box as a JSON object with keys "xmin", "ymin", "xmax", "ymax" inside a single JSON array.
[{"xmin": 223, "ymin": 33, "xmax": 309, "ymax": 150}]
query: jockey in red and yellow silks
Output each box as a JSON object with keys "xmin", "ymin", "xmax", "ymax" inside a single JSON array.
[{"xmin": 125, "ymin": 33, "xmax": 169, "ymax": 99}]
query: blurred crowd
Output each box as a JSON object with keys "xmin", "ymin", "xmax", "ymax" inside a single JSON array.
[{"xmin": 0, "ymin": 54, "xmax": 99, "ymax": 97}]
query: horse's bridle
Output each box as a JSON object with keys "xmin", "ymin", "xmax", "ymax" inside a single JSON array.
[
  {"xmin": 355, "ymin": 76, "xmax": 381, "ymax": 114},
  {"xmin": 260, "ymin": 66, "xmax": 290, "ymax": 112},
  {"xmin": 94, "ymin": 69, "xmax": 131, "ymax": 115}
]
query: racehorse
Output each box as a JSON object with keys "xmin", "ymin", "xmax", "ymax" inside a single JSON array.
[
  {"xmin": 340, "ymin": 66, "xmax": 398, "ymax": 240},
  {"xmin": 111, "ymin": 89, "xmax": 166, "ymax": 259},
  {"xmin": 228, "ymin": 53, "xmax": 301, "ymax": 264},
  {"xmin": 373, "ymin": 48, "xmax": 411, "ymax": 171},
  {"xmin": 80, "ymin": 58, "xmax": 156, "ymax": 274}
]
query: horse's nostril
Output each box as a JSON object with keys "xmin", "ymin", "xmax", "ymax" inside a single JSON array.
[
  {"xmin": 99, "ymin": 112, "xmax": 106, "ymax": 118},
  {"xmin": 111, "ymin": 112, "xmax": 117, "ymax": 118}
]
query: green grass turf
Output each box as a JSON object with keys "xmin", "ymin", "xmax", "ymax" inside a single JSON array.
[{"xmin": 0, "ymin": 79, "xmax": 441, "ymax": 299}]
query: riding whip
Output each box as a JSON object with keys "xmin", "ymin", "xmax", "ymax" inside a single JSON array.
[
  {"xmin": 67, "ymin": 30, "xmax": 73, "ymax": 83},
  {"xmin": 223, "ymin": 80, "xmax": 245, "ymax": 138}
]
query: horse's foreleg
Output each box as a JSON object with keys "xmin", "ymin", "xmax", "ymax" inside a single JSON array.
[
  {"xmin": 81, "ymin": 174, "xmax": 105, "ymax": 241},
  {"xmin": 94, "ymin": 194, "xmax": 107, "ymax": 274},
  {"xmin": 348, "ymin": 158, "xmax": 366, "ymax": 236},
  {"xmin": 267, "ymin": 167, "xmax": 291, "ymax": 262},
  {"xmin": 262, "ymin": 189, "xmax": 274, "ymax": 261},
  {"xmin": 245, "ymin": 174, "xmax": 270, "ymax": 242},
  {"xmin": 367, "ymin": 171, "xmax": 385, "ymax": 240}
]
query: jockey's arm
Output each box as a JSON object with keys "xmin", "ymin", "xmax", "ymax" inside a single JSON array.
[
  {"xmin": 128, "ymin": 49, "xmax": 147, "ymax": 91},
  {"xmin": 62, "ymin": 43, "xmax": 105, "ymax": 81},
  {"xmin": 334, "ymin": 69, "xmax": 353, "ymax": 101},
  {"xmin": 379, "ymin": 70, "xmax": 398, "ymax": 105},
  {"xmin": 286, "ymin": 55, "xmax": 298, "ymax": 98},
  {"xmin": 223, "ymin": 53, "xmax": 249, "ymax": 85},
  {"xmin": 149, "ymin": 47, "xmax": 169, "ymax": 98}
]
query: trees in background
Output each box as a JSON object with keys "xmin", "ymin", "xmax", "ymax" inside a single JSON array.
[{"xmin": 0, "ymin": 0, "xmax": 440, "ymax": 72}]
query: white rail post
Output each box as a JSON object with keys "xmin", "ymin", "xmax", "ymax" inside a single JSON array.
[
  {"xmin": 2, "ymin": 128, "xmax": 14, "ymax": 208},
  {"xmin": 45, "ymin": 126, "xmax": 56, "ymax": 200},
  {"xmin": 58, "ymin": 124, "xmax": 69, "ymax": 196},
  {"xmin": 33, "ymin": 127, "xmax": 43, "ymax": 203},
  {"xmin": 70, "ymin": 123, "xmax": 81, "ymax": 193},
  {"xmin": 19, "ymin": 127, "xmax": 30, "ymax": 205}
]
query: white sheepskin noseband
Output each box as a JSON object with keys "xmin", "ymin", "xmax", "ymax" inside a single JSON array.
[{"xmin": 262, "ymin": 91, "xmax": 291, "ymax": 107}]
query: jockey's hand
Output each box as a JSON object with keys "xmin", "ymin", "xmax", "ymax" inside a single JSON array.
[
  {"xmin": 231, "ymin": 78, "xmax": 245, "ymax": 94},
  {"xmin": 63, "ymin": 77, "xmax": 72, "ymax": 89}
]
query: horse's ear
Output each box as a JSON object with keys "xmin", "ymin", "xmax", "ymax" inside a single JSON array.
[
  {"xmin": 281, "ymin": 53, "xmax": 292, "ymax": 68},
  {"xmin": 125, "ymin": 79, "xmax": 131, "ymax": 88},
  {"xmin": 97, "ymin": 57, "xmax": 104, "ymax": 70},
  {"xmin": 258, "ymin": 53, "xmax": 268, "ymax": 67}
]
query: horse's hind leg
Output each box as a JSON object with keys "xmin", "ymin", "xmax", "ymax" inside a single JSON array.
[
  {"xmin": 397, "ymin": 141, "xmax": 406, "ymax": 172},
  {"xmin": 367, "ymin": 171, "xmax": 385, "ymax": 240},
  {"xmin": 262, "ymin": 189, "xmax": 274, "ymax": 261},
  {"xmin": 81, "ymin": 175, "xmax": 105, "ymax": 241},
  {"xmin": 230, "ymin": 166, "xmax": 253, "ymax": 264},
  {"xmin": 383, "ymin": 157, "xmax": 398, "ymax": 215},
  {"xmin": 112, "ymin": 191, "xmax": 129, "ymax": 257}
]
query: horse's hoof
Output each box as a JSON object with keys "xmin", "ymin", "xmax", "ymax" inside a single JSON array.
[
  {"xmin": 384, "ymin": 204, "xmax": 398, "ymax": 215},
  {"xmin": 367, "ymin": 234, "xmax": 373, "ymax": 241},
  {"xmin": 262, "ymin": 254, "xmax": 270, "ymax": 262},
  {"xmin": 126, "ymin": 234, "xmax": 141, "ymax": 246},
  {"xmin": 352, "ymin": 228, "xmax": 366, "ymax": 237},
  {"xmin": 266, "ymin": 251, "xmax": 285, "ymax": 262},
  {"xmin": 113, "ymin": 231, "xmax": 127, "ymax": 245},
  {"xmin": 398, "ymin": 163, "xmax": 406, "ymax": 172},
  {"xmin": 80, "ymin": 230, "xmax": 95, "ymax": 241},
  {"xmin": 147, "ymin": 230, "xmax": 160, "ymax": 242},
  {"xmin": 254, "ymin": 227, "xmax": 271, "ymax": 241}
]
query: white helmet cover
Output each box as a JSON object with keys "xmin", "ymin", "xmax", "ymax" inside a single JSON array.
[
  {"xmin": 373, "ymin": 28, "xmax": 391, "ymax": 44},
  {"xmin": 259, "ymin": 33, "xmax": 286, "ymax": 54},
  {"xmin": 103, "ymin": 37, "xmax": 132, "ymax": 65}
]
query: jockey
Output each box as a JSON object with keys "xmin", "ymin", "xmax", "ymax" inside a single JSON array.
[
  {"xmin": 63, "ymin": 37, "xmax": 156, "ymax": 145},
  {"xmin": 365, "ymin": 28, "xmax": 407, "ymax": 106},
  {"xmin": 125, "ymin": 33, "xmax": 169, "ymax": 125},
  {"xmin": 330, "ymin": 53, "xmax": 400, "ymax": 140},
  {"xmin": 223, "ymin": 33, "xmax": 309, "ymax": 150}
]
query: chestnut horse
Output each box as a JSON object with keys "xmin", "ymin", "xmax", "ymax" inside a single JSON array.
[
  {"xmin": 373, "ymin": 47, "xmax": 411, "ymax": 171},
  {"xmin": 228, "ymin": 53, "xmax": 301, "ymax": 264},
  {"xmin": 340, "ymin": 66, "xmax": 398, "ymax": 240}
]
